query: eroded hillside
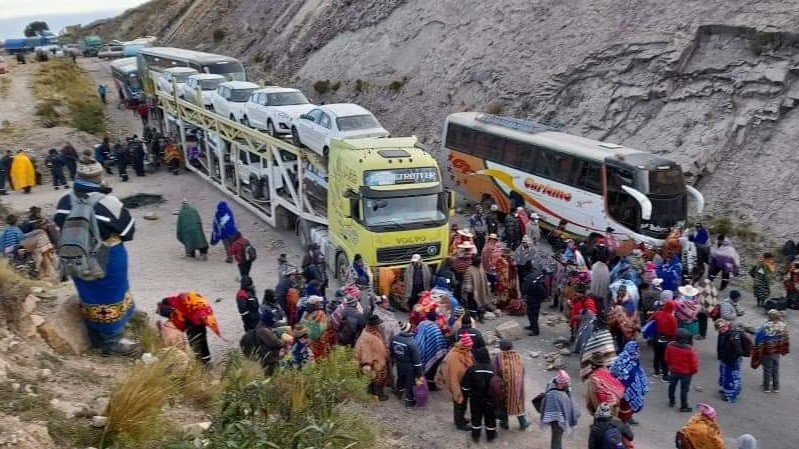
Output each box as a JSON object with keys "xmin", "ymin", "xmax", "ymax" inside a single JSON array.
[{"xmin": 80, "ymin": 0, "xmax": 799, "ymax": 239}]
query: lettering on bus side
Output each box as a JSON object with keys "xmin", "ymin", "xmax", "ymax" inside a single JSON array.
[
  {"xmin": 448, "ymin": 154, "xmax": 475, "ymax": 174},
  {"xmin": 523, "ymin": 177, "xmax": 572, "ymax": 202}
]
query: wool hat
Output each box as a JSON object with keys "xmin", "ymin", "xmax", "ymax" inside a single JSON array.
[
  {"xmin": 698, "ymin": 402, "xmax": 717, "ymax": 420},
  {"xmin": 459, "ymin": 333, "xmax": 474, "ymax": 348},
  {"xmin": 399, "ymin": 321, "xmax": 412, "ymax": 333},
  {"xmin": 595, "ymin": 402, "xmax": 613, "ymax": 419},
  {"xmin": 461, "ymin": 315, "xmax": 472, "ymax": 326},
  {"xmin": 555, "ymin": 369, "xmax": 571, "ymax": 387},
  {"xmin": 410, "ymin": 253, "xmax": 421, "ymax": 263},
  {"xmin": 240, "ymin": 275, "xmax": 254, "ymax": 289},
  {"xmin": 768, "ymin": 309, "xmax": 782, "ymax": 321},
  {"xmin": 367, "ymin": 314, "xmax": 382, "ymax": 326},
  {"xmin": 660, "ymin": 290, "xmax": 674, "ymax": 302},
  {"xmin": 737, "ymin": 434, "xmax": 757, "ymax": 449},
  {"xmin": 499, "ymin": 339, "xmax": 513, "ymax": 351},
  {"xmin": 345, "ymin": 295, "xmax": 358, "ymax": 305},
  {"xmin": 76, "ymin": 152, "xmax": 104, "ymax": 184},
  {"xmin": 487, "ymin": 233, "xmax": 499, "ymax": 240},
  {"xmin": 729, "ymin": 290, "xmax": 741, "ymax": 300}
]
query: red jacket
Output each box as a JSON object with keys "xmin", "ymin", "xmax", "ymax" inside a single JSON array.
[
  {"xmin": 652, "ymin": 300, "xmax": 678, "ymax": 338},
  {"xmin": 230, "ymin": 236, "xmax": 250, "ymax": 265},
  {"xmin": 665, "ymin": 342, "xmax": 699, "ymax": 375}
]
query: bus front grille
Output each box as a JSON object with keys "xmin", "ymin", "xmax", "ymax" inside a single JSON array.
[{"xmin": 376, "ymin": 243, "xmax": 441, "ymax": 264}]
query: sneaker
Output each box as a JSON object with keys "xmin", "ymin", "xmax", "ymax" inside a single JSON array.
[
  {"xmin": 528, "ymin": 331, "xmax": 539, "ymax": 336},
  {"xmin": 668, "ymin": 402, "xmax": 675, "ymax": 408},
  {"xmin": 660, "ymin": 376, "xmax": 669, "ymax": 383},
  {"xmin": 499, "ymin": 421, "xmax": 509, "ymax": 430},
  {"xmin": 679, "ymin": 407, "xmax": 693, "ymax": 413},
  {"xmin": 772, "ymin": 389, "xmax": 780, "ymax": 393}
]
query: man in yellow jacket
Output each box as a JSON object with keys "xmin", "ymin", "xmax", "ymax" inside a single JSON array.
[{"xmin": 11, "ymin": 151, "xmax": 35, "ymax": 193}]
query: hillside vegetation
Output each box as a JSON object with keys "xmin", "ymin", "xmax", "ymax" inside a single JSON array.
[{"xmin": 30, "ymin": 60, "xmax": 105, "ymax": 134}]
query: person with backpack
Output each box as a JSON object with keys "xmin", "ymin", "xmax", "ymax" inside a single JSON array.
[
  {"xmin": 588, "ymin": 402, "xmax": 634, "ymax": 449},
  {"xmin": 715, "ymin": 319, "xmax": 750, "ymax": 402},
  {"xmin": 390, "ymin": 321, "xmax": 423, "ymax": 407},
  {"xmin": 176, "ymin": 200, "xmax": 209, "ymax": 260},
  {"xmin": 53, "ymin": 152, "xmax": 137, "ymax": 356},
  {"xmin": 210, "ymin": 201, "xmax": 238, "ymax": 263},
  {"xmin": 236, "ymin": 275, "xmax": 260, "ymax": 332},
  {"xmin": 675, "ymin": 403, "xmax": 725, "ymax": 449},
  {"xmin": 665, "ymin": 329, "xmax": 699, "ymax": 412},
  {"xmin": 230, "ymin": 231, "xmax": 256, "ymax": 278},
  {"xmin": 460, "ymin": 346, "xmax": 499, "ymax": 443},
  {"xmin": 539, "ymin": 370, "xmax": 580, "ymax": 449}
]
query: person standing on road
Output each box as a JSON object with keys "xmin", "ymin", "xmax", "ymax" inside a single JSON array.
[
  {"xmin": 719, "ymin": 290, "xmax": 744, "ymax": 324},
  {"xmin": 697, "ymin": 278, "xmax": 718, "ymax": 339},
  {"xmin": 390, "ymin": 321, "xmax": 423, "ymax": 407},
  {"xmin": 715, "ymin": 319, "xmax": 750, "ymax": 403},
  {"xmin": 210, "ymin": 201, "xmax": 237, "ymax": 263},
  {"xmin": 492, "ymin": 339, "xmax": 529, "ymax": 431},
  {"xmin": 10, "ymin": 151, "xmax": 35, "ymax": 194},
  {"xmin": 749, "ymin": 252, "xmax": 776, "ymax": 308},
  {"xmin": 355, "ymin": 314, "xmax": 391, "ymax": 401},
  {"xmin": 652, "ymin": 298, "xmax": 678, "ymax": 380},
  {"xmin": 469, "ymin": 205, "xmax": 487, "ymax": 254},
  {"xmin": 522, "ymin": 266, "xmax": 548, "ymax": 336},
  {"xmin": 97, "ymin": 83, "xmax": 107, "ymax": 104},
  {"xmin": 460, "ymin": 346, "xmax": 499, "ymax": 443},
  {"xmin": 752, "ymin": 309, "xmax": 790, "ymax": 393},
  {"xmin": 112, "ymin": 139, "xmax": 129, "ymax": 181},
  {"xmin": 60, "ymin": 142, "xmax": 78, "ymax": 180},
  {"xmin": 45, "ymin": 148, "xmax": 68, "ymax": 190},
  {"xmin": 230, "ymin": 231, "xmax": 256, "ymax": 278},
  {"xmin": 176, "ymin": 200, "xmax": 209, "ymax": 260},
  {"xmin": 540, "ymin": 370, "xmax": 580, "ymax": 449},
  {"xmin": 676, "ymin": 402, "xmax": 725, "ymax": 449},
  {"xmin": 236, "ymin": 275, "xmax": 260, "ymax": 332},
  {"xmin": 665, "ymin": 329, "xmax": 699, "ymax": 412},
  {"xmin": 438, "ymin": 332, "xmax": 474, "ymax": 431},
  {"xmin": 137, "ymin": 102, "xmax": 150, "ymax": 129},
  {"xmin": 709, "ymin": 235, "xmax": 740, "ymax": 291},
  {"xmin": 403, "ymin": 253, "xmax": 432, "ymax": 311},
  {"xmin": 128, "ymin": 136, "xmax": 146, "ymax": 177},
  {"xmin": 94, "ymin": 137, "xmax": 113, "ymax": 175},
  {"xmin": 609, "ymin": 341, "xmax": 649, "ymax": 425},
  {"xmin": 587, "ymin": 402, "xmax": 634, "ymax": 449}
]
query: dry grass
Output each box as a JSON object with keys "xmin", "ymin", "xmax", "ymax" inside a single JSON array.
[
  {"xmin": 0, "ymin": 260, "xmax": 41, "ymax": 325},
  {"xmin": 30, "ymin": 60, "xmax": 105, "ymax": 134},
  {"xmin": 0, "ymin": 77, "xmax": 10, "ymax": 98}
]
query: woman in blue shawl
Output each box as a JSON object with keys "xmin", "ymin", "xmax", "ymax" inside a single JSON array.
[
  {"xmin": 609, "ymin": 341, "xmax": 650, "ymax": 424},
  {"xmin": 210, "ymin": 201, "xmax": 237, "ymax": 263},
  {"xmin": 414, "ymin": 312, "xmax": 448, "ymax": 389},
  {"xmin": 656, "ymin": 255, "xmax": 682, "ymax": 292}
]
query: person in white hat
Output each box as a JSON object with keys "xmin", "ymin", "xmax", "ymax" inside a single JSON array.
[
  {"xmin": 403, "ymin": 253, "xmax": 431, "ymax": 311},
  {"xmin": 450, "ymin": 228, "xmax": 475, "ymax": 256},
  {"xmin": 528, "ymin": 212, "xmax": 541, "ymax": 244},
  {"xmin": 675, "ymin": 285, "xmax": 701, "ymax": 337}
]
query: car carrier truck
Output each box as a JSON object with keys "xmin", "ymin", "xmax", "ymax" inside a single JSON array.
[{"xmin": 152, "ymin": 74, "xmax": 453, "ymax": 295}]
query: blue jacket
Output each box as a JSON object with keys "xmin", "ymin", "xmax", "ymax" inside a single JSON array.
[
  {"xmin": 210, "ymin": 201, "xmax": 237, "ymax": 245},
  {"xmin": 1, "ymin": 226, "xmax": 23, "ymax": 251}
]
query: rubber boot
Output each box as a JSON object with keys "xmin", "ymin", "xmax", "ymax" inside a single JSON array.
[{"xmin": 517, "ymin": 415, "xmax": 530, "ymax": 430}]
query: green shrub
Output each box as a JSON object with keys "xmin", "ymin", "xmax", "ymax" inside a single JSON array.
[
  {"xmin": 486, "ymin": 102, "xmax": 505, "ymax": 115},
  {"xmin": 388, "ymin": 77, "xmax": 407, "ymax": 93},
  {"xmin": 354, "ymin": 79, "xmax": 368, "ymax": 93},
  {"xmin": 313, "ymin": 80, "xmax": 330, "ymax": 95},
  {"xmin": 71, "ymin": 99, "xmax": 105, "ymax": 134}
]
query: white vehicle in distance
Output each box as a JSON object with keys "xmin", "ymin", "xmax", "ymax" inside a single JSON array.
[
  {"xmin": 157, "ymin": 67, "xmax": 198, "ymax": 97},
  {"xmin": 181, "ymin": 74, "xmax": 226, "ymax": 109},
  {"xmin": 211, "ymin": 81, "xmax": 260, "ymax": 122},
  {"xmin": 293, "ymin": 103, "xmax": 389, "ymax": 157},
  {"xmin": 243, "ymin": 87, "xmax": 315, "ymax": 137}
]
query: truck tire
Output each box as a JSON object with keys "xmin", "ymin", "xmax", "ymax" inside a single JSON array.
[
  {"xmin": 336, "ymin": 252, "xmax": 349, "ymax": 281},
  {"xmin": 297, "ymin": 219, "xmax": 311, "ymax": 249}
]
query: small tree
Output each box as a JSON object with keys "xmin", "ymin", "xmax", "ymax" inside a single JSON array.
[{"xmin": 24, "ymin": 21, "xmax": 49, "ymax": 37}]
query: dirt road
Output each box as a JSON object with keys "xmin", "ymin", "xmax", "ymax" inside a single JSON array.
[{"xmin": 3, "ymin": 57, "xmax": 797, "ymax": 449}]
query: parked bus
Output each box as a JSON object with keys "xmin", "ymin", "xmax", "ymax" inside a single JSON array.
[
  {"xmin": 136, "ymin": 47, "xmax": 246, "ymax": 97},
  {"xmin": 443, "ymin": 112, "xmax": 704, "ymax": 247},
  {"xmin": 110, "ymin": 57, "xmax": 142, "ymax": 107}
]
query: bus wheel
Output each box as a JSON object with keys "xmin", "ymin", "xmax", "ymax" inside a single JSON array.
[{"xmin": 336, "ymin": 252, "xmax": 349, "ymax": 281}]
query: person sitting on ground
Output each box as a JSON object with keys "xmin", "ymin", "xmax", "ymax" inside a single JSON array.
[
  {"xmin": 1, "ymin": 214, "xmax": 23, "ymax": 258},
  {"xmin": 176, "ymin": 200, "xmax": 209, "ymax": 260},
  {"xmin": 163, "ymin": 140, "xmax": 183, "ymax": 175},
  {"xmin": 588, "ymin": 402, "xmax": 634, "ymax": 449}
]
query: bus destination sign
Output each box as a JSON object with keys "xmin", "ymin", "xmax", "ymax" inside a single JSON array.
[{"xmin": 365, "ymin": 167, "xmax": 439, "ymax": 186}]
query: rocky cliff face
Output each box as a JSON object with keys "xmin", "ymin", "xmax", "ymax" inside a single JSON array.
[{"xmin": 81, "ymin": 0, "xmax": 799, "ymax": 240}]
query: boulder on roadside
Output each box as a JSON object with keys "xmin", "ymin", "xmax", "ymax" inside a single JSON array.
[
  {"xmin": 37, "ymin": 295, "xmax": 91, "ymax": 355},
  {"xmin": 49, "ymin": 399, "xmax": 90, "ymax": 419},
  {"xmin": 494, "ymin": 320, "xmax": 525, "ymax": 340}
]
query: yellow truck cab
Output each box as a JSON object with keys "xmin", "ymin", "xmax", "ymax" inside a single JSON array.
[{"xmin": 326, "ymin": 137, "xmax": 452, "ymax": 292}]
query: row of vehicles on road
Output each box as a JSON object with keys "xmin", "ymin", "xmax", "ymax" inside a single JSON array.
[{"xmin": 135, "ymin": 46, "xmax": 704, "ymax": 292}]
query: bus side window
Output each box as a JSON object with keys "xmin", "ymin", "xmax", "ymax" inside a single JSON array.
[
  {"xmin": 551, "ymin": 153, "xmax": 573, "ymax": 184},
  {"xmin": 445, "ymin": 123, "xmax": 475, "ymax": 155},
  {"xmin": 474, "ymin": 130, "xmax": 501, "ymax": 160},
  {"xmin": 503, "ymin": 139, "xmax": 524, "ymax": 170},
  {"xmin": 536, "ymin": 149, "xmax": 556, "ymax": 179},
  {"xmin": 575, "ymin": 160, "xmax": 602, "ymax": 194}
]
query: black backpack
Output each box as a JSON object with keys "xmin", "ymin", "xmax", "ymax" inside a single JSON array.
[
  {"xmin": 603, "ymin": 425, "xmax": 625, "ymax": 449},
  {"xmin": 783, "ymin": 240, "xmax": 797, "ymax": 262}
]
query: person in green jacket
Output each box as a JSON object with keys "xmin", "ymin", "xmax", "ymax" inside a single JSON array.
[{"xmin": 176, "ymin": 200, "xmax": 209, "ymax": 260}]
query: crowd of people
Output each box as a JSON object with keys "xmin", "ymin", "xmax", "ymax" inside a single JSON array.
[{"xmin": 3, "ymin": 136, "xmax": 796, "ymax": 448}]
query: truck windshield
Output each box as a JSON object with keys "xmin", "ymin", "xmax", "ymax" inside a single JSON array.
[
  {"xmin": 362, "ymin": 194, "xmax": 447, "ymax": 230},
  {"xmin": 337, "ymin": 114, "xmax": 381, "ymax": 131},
  {"xmin": 267, "ymin": 92, "xmax": 309, "ymax": 106}
]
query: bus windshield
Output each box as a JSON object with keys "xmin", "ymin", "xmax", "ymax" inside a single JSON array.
[
  {"xmin": 362, "ymin": 194, "xmax": 447, "ymax": 230},
  {"xmin": 648, "ymin": 168, "xmax": 684, "ymax": 195},
  {"xmin": 203, "ymin": 62, "xmax": 246, "ymax": 81}
]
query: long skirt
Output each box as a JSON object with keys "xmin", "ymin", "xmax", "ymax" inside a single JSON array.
[
  {"xmin": 73, "ymin": 244, "xmax": 135, "ymax": 347},
  {"xmin": 718, "ymin": 359, "xmax": 742, "ymax": 402}
]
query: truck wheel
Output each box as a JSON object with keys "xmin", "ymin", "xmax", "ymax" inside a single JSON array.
[
  {"xmin": 267, "ymin": 120, "xmax": 276, "ymax": 137},
  {"xmin": 336, "ymin": 252, "xmax": 349, "ymax": 281},
  {"xmin": 291, "ymin": 126, "xmax": 302, "ymax": 147}
]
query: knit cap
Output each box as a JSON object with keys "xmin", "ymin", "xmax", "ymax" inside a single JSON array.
[
  {"xmin": 459, "ymin": 333, "xmax": 473, "ymax": 348},
  {"xmin": 699, "ymin": 402, "xmax": 717, "ymax": 420},
  {"xmin": 660, "ymin": 290, "xmax": 674, "ymax": 302},
  {"xmin": 595, "ymin": 402, "xmax": 612, "ymax": 419},
  {"xmin": 76, "ymin": 150, "xmax": 104, "ymax": 184},
  {"xmin": 555, "ymin": 369, "xmax": 571, "ymax": 386}
]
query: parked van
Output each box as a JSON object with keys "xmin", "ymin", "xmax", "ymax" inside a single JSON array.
[
  {"xmin": 210, "ymin": 81, "xmax": 259, "ymax": 122},
  {"xmin": 243, "ymin": 87, "xmax": 315, "ymax": 136}
]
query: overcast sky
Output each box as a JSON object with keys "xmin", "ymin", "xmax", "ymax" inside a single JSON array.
[{"xmin": 0, "ymin": 0, "xmax": 149, "ymax": 19}]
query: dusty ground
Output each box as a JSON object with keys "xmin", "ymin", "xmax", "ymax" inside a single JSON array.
[{"xmin": 2, "ymin": 57, "xmax": 798, "ymax": 449}]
